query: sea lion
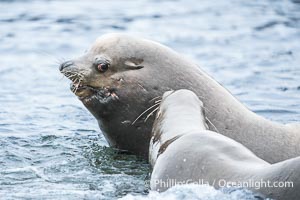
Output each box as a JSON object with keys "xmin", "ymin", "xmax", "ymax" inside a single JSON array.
[
  {"xmin": 150, "ymin": 89, "xmax": 300, "ymax": 200},
  {"xmin": 59, "ymin": 33, "xmax": 300, "ymax": 163}
]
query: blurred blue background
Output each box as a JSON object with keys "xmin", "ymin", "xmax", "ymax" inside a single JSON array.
[{"xmin": 0, "ymin": 0, "xmax": 299, "ymax": 199}]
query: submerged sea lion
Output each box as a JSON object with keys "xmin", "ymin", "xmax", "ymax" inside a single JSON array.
[
  {"xmin": 150, "ymin": 90, "xmax": 300, "ymax": 200},
  {"xmin": 59, "ymin": 33, "xmax": 300, "ymax": 163}
]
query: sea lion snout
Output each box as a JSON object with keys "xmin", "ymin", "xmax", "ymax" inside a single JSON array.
[{"xmin": 59, "ymin": 60, "xmax": 74, "ymax": 71}]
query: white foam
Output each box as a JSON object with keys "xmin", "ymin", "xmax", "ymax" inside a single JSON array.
[{"xmin": 120, "ymin": 184, "xmax": 268, "ymax": 200}]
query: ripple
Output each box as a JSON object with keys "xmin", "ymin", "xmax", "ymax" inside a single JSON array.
[
  {"xmin": 254, "ymin": 21, "xmax": 283, "ymax": 31},
  {"xmin": 254, "ymin": 109, "xmax": 296, "ymax": 115}
]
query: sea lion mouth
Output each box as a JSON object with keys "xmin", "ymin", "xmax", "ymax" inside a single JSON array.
[
  {"xmin": 70, "ymin": 82, "xmax": 119, "ymax": 103},
  {"xmin": 70, "ymin": 82, "xmax": 96, "ymax": 97},
  {"xmin": 60, "ymin": 68, "xmax": 119, "ymax": 103}
]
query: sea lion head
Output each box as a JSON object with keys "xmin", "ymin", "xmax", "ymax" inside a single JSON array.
[
  {"xmin": 59, "ymin": 33, "xmax": 172, "ymax": 157},
  {"xmin": 59, "ymin": 33, "xmax": 147, "ymax": 106}
]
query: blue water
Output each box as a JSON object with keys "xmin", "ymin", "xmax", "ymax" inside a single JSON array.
[{"xmin": 0, "ymin": 0, "xmax": 299, "ymax": 199}]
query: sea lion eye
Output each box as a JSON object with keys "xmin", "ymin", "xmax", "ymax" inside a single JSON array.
[{"xmin": 97, "ymin": 63, "xmax": 109, "ymax": 72}]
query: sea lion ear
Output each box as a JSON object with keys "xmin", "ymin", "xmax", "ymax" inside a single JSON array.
[{"xmin": 124, "ymin": 60, "xmax": 144, "ymax": 70}]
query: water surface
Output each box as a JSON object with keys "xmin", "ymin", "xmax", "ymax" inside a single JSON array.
[{"xmin": 0, "ymin": 0, "xmax": 299, "ymax": 199}]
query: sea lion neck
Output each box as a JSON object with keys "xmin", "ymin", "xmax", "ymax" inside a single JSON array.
[{"xmin": 153, "ymin": 90, "xmax": 208, "ymax": 143}]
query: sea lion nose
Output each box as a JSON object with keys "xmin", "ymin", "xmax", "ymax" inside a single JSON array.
[{"xmin": 59, "ymin": 60, "xmax": 74, "ymax": 71}]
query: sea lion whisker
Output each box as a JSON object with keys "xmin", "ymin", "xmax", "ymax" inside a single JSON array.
[
  {"xmin": 154, "ymin": 100, "xmax": 161, "ymax": 104},
  {"xmin": 149, "ymin": 96, "xmax": 161, "ymax": 102},
  {"xmin": 137, "ymin": 83, "xmax": 146, "ymax": 91},
  {"xmin": 132, "ymin": 102, "xmax": 161, "ymax": 125},
  {"xmin": 144, "ymin": 107, "xmax": 160, "ymax": 122},
  {"xmin": 63, "ymin": 71, "xmax": 85, "ymax": 83},
  {"xmin": 69, "ymin": 75, "xmax": 79, "ymax": 80},
  {"xmin": 63, "ymin": 70, "xmax": 72, "ymax": 74},
  {"xmin": 65, "ymin": 74, "xmax": 75, "ymax": 79},
  {"xmin": 67, "ymin": 73, "xmax": 80, "ymax": 78},
  {"xmin": 57, "ymin": 57, "xmax": 67, "ymax": 68},
  {"xmin": 205, "ymin": 117, "xmax": 219, "ymax": 133},
  {"xmin": 199, "ymin": 105, "xmax": 218, "ymax": 132},
  {"xmin": 74, "ymin": 80, "xmax": 82, "ymax": 94},
  {"xmin": 35, "ymin": 50, "xmax": 64, "ymax": 67},
  {"xmin": 71, "ymin": 78, "xmax": 79, "ymax": 93},
  {"xmin": 134, "ymin": 95, "xmax": 171, "ymax": 124},
  {"xmin": 70, "ymin": 77, "xmax": 76, "ymax": 84}
]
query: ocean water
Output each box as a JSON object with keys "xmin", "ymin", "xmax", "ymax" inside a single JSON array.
[{"xmin": 0, "ymin": 0, "xmax": 299, "ymax": 199}]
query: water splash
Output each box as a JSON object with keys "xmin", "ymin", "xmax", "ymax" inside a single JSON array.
[{"xmin": 121, "ymin": 184, "xmax": 268, "ymax": 200}]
